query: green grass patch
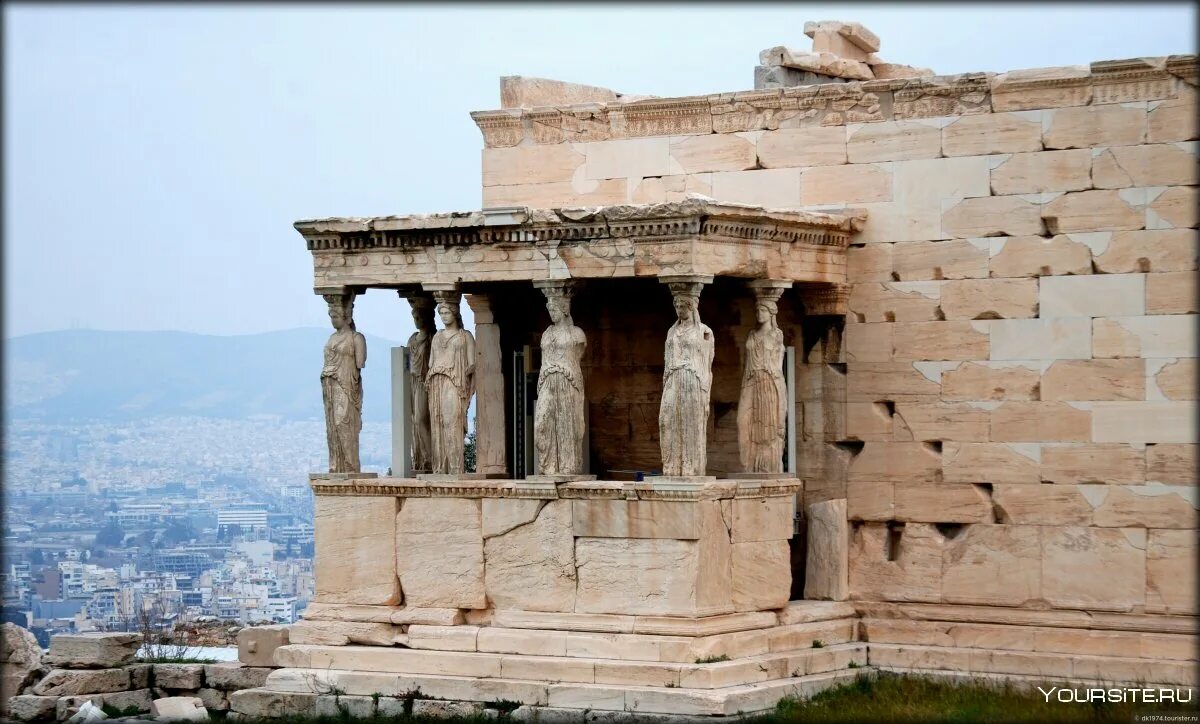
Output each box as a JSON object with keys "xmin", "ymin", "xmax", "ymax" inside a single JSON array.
[
  {"xmin": 754, "ymin": 672, "xmax": 1171, "ymax": 723},
  {"xmin": 695, "ymin": 654, "xmax": 732, "ymax": 664}
]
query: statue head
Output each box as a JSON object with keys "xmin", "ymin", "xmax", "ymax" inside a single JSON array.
[
  {"xmin": 668, "ymin": 282, "xmax": 703, "ymax": 324},
  {"xmin": 409, "ymin": 295, "xmax": 436, "ymax": 333},
  {"xmin": 324, "ymin": 294, "xmax": 355, "ymax": 332},
  {"xmin": 437, "ymin": 301, "xmax": 461, "ymax": 329},
  {"xmin": 543, "ymin": 286, "xmax": 572, "ymax": 325},
  {"xmin": 755, "ymin": 300, "xmax": 778, "ymax": 328}
]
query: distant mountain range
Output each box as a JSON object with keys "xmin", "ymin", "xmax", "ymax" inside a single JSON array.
[{"xmin": 5, "ymin": 329, "xmax": 404, "ymax": 422}]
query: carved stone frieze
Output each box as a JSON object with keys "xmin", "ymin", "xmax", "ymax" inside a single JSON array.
[
  {"xmin": 1091, "ymin": 58, "xmax": 1177, "ymax": 104},
  {"xmin": 307, "ymin": 476, "xmax": 803, "ymax": 501}
]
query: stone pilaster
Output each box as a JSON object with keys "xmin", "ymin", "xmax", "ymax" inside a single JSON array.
[{"xmin": 464, "ymin": 293, "xmax": 508, "ymax": 477}]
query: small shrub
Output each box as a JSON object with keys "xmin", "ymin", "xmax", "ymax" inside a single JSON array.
[
  {"xmin": 848, "ymin": 660, "xmax": 860, "ymax": 669},
  {"xmin": 811, "ymin": 640, "xmax": 824, "ymax": 648},
  {"xmin": 487, "ymin": 698, "xmax": 523, "ymax": 715}
]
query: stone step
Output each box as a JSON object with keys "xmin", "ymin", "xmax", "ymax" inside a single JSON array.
[
  {"xmin": 275, "ymin": 642, "xmax": 866, "ymax": 690},
  {"xmin": 861, "ymin": 617, "xmax": 1197, "ymax": 661},
  {"xmin": 249, "ymin": 665, "xmax": 872, "ymax": 717},
  {"xmin": 289, "ymin": 618, "xmax": 856, "ymax": 662},
  {"xmin": 868, "ymin": 643, "xmax": 1198, "ymax": 687}
]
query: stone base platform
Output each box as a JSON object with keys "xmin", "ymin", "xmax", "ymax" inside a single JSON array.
[{"xmin": 230, "ymin": 602, "xmax": 867, "ymax": 719}]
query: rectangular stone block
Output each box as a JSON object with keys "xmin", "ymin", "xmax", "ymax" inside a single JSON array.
[
  {"xmin": 731, "ymin": 497, "xmax": 794, "ymax": 543},
  {"xmin": 572, "ymin": 500, "xmax": 699, "ymax": 540},
  {"xmin": 1146, "ymin": 529, "xmax": 1198, "ymax": 614},
  {"xmin": 846, "ymin": 481, "xmax": 894, "ymax": 521},
  {"xmin": 847, "ymin": 442, "xmax": 942, "ymax": 483},
  {"xmin": 406, "ymin": 625, "xmax": 479, "ymax": 652},
  {"xmin": 1146, "ymin": 444, "xmax": 1196, "ymax": 484},
  {"xmin": 1092, "ymin": 485, "xmax": 1197, "ymax": 529},
  {"xmin": 1042, "ymin": 190, "xmax": 1145, "ymax": 233},
  {"xmin": 1146, "ymin": 271, "xmax": 1198, "ymax": 315},
  {"xmin": 846, "ymin": 362, "xmax": 941, "ymax": 401},
  {"xmin": 396, "ymin": 498, "xmax": 485, "ymax": 609},
  {"xmin": 804, "ymin": 499, "xmax": 848, "ymax": 601},
  {"xmin": 1040, "ymin": 444, "xmax": 1145, "ymax": 484},
  {"xmin": 990, "ymin": 318, "xmax": 1091, "ymax": 360},
  {"xmin": 990, "ymin": 485, "xmax": 1094, "ymax": 525},
  {"xmin": 757, "ymin": 127, "xmax": 847, "ymax": 168},
  {"xmin": 849, "ymin": 522, "xmax": 943, "ymax": 602},
  {"xmin": 941, "ymin": 361, "xmax": 1041, "ymax": 401},
  {"xmin": 1042, "ymin": 527, "xmax": 1147, "ymax": 611},
  {"xmin": 941, "ymin": 525, "xmax": 1042, "ymax": 606},
  {"xmin": 942, "ymin": 112, "xmax": 1042, "ymax": 157},
  {"xmin": 891, "ymin": 321, "xmax": 989, "ymax": 361},
  {"xmin": 1093, "ymin": 143, "xmax": 1199, "ymax": 189},
  {"xmin": 43, "ymin": 633, "xmax": 140, "ymax": 669},
  {"xmin": 237, "ymin": 625, "xmax": 289, "ymax": 667},
  {"xmin": 848, "ymin": 282, "xmax": 940, "ymax": 322},
  {"xmin": 989, "ymin": 149, "xmax": 1092, "ymax": 195},
  {"xmin": 943, "ymin": 442, "xmax": 1040, "ymax": 484},
  {"xmin": 732, "ymin": 540, "xmax": 791, "ymax": 612},
  {"xmin": 709, "ymin": 168, "xmax": 801, "ymax": 208},
  {"xmin": 1091, "ymin": 228, "xmax": 1196, "ymax": 274},
  {"xmin": 940, "ymin": 278, "xmax": 1038, "ymax": 320},
  {"xmin": 1093, "ymin": 315, "xmax": 1197, "ymax": 358},
  {"xmin": 846, "ymin": 120, "xmax": 941, "ymax": 163},
  {"xmin": 574, "ymin": 538, "xmax": 699, "ymax": 616},
  {"xmin": 942, "ymin": 196, "xmax": 1045, "ymax": 238},
  {"xmin": 316, "ymin": 496, "xmax": 400, "ymax": 605},
  {"xmin": 482, "ymin": 144, "xmax": 585, "ymax": 187},
  {"xmin": 990, "ymin": 402, "xmax": 1091, "ymax": 442},
  {"xmin": 482, "ymin": 178, "xmax": 627, "ymax": 208},
  {"xmin": 1091, "ymin": 401, "xmax": 1198, "ymax": 443},
  {"xmin": 1040, "ymin": 359, "xmax": 1146, "ymax": 401},
  {"xmin": 853, "ymin": 200, "xmax": 942, "ymax": 244},
  {"xmin": 844, "ymin": 323, "xmax": 892, "ymax": 362},
  {"xmin": 894, "ymin": 483, "xmax": 992, "ymax": 523},
  {"xmin": 847, "ymin": 243, "xmax": 893, "ymax": 282},
  {"xmin": 1148, "ymin": 185, "xmax": 1199, "ymax": 229},
  {"xmin": 583, "ymin": 137, "xmax": 672, "ymax": 180},
  {"xmin": 1148, "ymin": 86, "xmax": 1199, "ymax": 143},
  {"xmin": 988, "ymin": 235, "xmax": 1092, "ymax": 278},
  {"xmin": 800, "ymin": 164, "xmax": 892, "ymax": 205},
  {"xmin": 1153, "ymin": 356, "xmax": 1196, "ymax": 401},
  {"xmin": 892, "ymin": 401, "xmax": 989, "ymax": 442},
  {"xmin": 892, "ymin": 156, "xmax": 992, "ymax": 203},
  {"xmin": 1043, "ymin": 105, "xmax": 1146, "ymax": 149},
  {"xmin": 891, "ymin": 239, "xmax": 988, "ymax": 281},
  {"xmin": 1039, "ymin": 273, "xmax": 1146, "ymax": 318},
  {"xmin": 669, "ymin": 134, "xmax": 757, "ymax": 173}
]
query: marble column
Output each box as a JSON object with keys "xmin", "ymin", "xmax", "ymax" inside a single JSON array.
[
  {"xmin": 400, "ymin": 290, "xmax": 436, "ymax": 474},
  {"xmin": 424, "ymin": 284, "xmax": 475, "ymax": 476},
  {"xmin": 465, "ymin": 293, "xmax": 508, "ymax": 477},
  {"xmin": 320, "ymin": 292, "xmax": 366, "ymax": 474}
]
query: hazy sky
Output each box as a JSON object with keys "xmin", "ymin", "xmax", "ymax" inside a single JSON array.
[{"xmin": 5, "ymin": 3, "xmax": 1195, "ymax": 344}]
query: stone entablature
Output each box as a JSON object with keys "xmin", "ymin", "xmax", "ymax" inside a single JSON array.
[
  {"xmin": 469, "ymin": 55, "xmax": 1197, "ymax": 147},
  {"xmin": 308, "ymin": 475, "xmax": 803, "ymax": 501},
  {"xmin": 295, "ymin": 198, "xmax": 862, "ymax": 291}
]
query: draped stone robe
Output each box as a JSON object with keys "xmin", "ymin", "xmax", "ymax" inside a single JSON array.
[
  {"xmin": 321, "ymin": 328, "xmax": 366, "ymax": 473},
  {"xmin": 426, "ymin": 327, "xmax": 475, "ymax": 475},
  {"xmin": 407, "ymin": 329, "xmax": 433, "ymax": 473},
  {"xmin": 737, "ymin": 325, "xmax": 786, "ymax": 473},
  {"xmin": 659, "ymin": 319, "xmax": 715, "ymax": 476},
  {"xmin": 534, "ymin": 323, "xmax": 587, "ymax": 475}
]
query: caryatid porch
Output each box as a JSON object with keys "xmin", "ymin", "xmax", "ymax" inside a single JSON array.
[{"xmin": 288, "ymin": 197, "xmax": 867, "ymax": 717}]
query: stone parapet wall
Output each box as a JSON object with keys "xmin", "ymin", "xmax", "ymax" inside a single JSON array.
[{"xmin": 309, "ymin": 481, "xmax": 800, "ymax": 619}]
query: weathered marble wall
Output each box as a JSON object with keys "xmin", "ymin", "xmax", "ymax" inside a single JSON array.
[{"xmin": 475, "ymin": 58, "xmax": 1199, "ymax": 616}]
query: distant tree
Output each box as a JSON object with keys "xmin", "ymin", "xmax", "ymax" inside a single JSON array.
[
  {"xmin": 95, "ymin": 521, "xmax": 125, "ymax": 547},
  {"xmin": 464, "ymin": 431, "xmax": 477, "ymax": 473}
]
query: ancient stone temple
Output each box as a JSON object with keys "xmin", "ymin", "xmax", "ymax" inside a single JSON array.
[{"xmin": 236, "ymin": 21, "xmax": 1197, "ymax": 719}]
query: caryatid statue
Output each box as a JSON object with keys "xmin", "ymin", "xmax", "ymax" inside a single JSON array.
[
  {"xmin": 533, "ymin": 282, "xmax": 587, "ymax": 475},
  {"xmin": 320, "ymin": 293, "xmax": 366, "ymax": 473},
  {"xmin": 426, "ymin": 291, "xmax": 475, "ymax": 475},
  {"xmin": 737, "ymin": 282, "xmax": 789, "ymax": 474},
  {"xmin": 403, "ymin": 292, "xmax": 436, "ymax": 473},
  {"xmin": 659, "ymin": 279, "xmax": 715, "ymax": 477}
]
